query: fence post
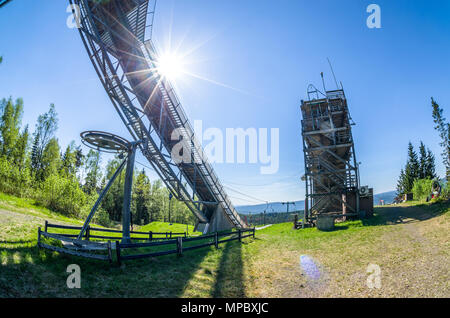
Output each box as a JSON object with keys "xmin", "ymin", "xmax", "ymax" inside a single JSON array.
[
  {"xmin": 44, "ymin": 221, "xmax": 48, "ymax": 233},
  {"xmin": 115, "ymin": 241, "xmax": 121, "ymax": 266},
  {"xmin": 170, "ymin": 231, "xmax": 172, "ymax": 239},
  {"xmin": 238, "ymin": 229, "xmax": 242, "ymax": 242},
  {"xmin": 184, "ymin": 232, "xmax": 187, "ymax": 238},
  {"xmin": 215, "ymin": 232, "xmax": 219, "ymax": 249},
  {"xmin": 149, "ymin": 231, "xmax": 153, "ymax": 241},
  {"xmin": 86, "ymin": 225, "xmax": 91, "ymax": 241},
  {"xmin": 177, "ymin": 237, "xmax": 183, "ymax": 257},
  {"xmin": 253, "ymin": 227, "xmax": 256, "ymax": 238},
  {"xmin": 37, "ymin": 227, "xmax": 41, "ymax": 248},
  {"xmin": 107, "ymin": 241, "xmax": 112, "ymax": 264}
]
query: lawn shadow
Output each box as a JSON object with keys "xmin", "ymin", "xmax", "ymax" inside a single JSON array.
[
  {"xmin": 212, "ymin": 240, "xmax": 245, "ymax": 298},
  {"xmin": 362, "ymin": 200, "xmax": 449, "ymax": 227},
  {"xmin": 0, "ymin": 235, "xmax": 213, "ymax": 298}
]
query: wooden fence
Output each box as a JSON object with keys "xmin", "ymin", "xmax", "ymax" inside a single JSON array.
[
  {"xmin": 37, "ymin": 222, "xmax": 256, "ymax": 264},
  {"xmin": 43, "ymin": 221, "xmax": 187, "ymax": 241}
]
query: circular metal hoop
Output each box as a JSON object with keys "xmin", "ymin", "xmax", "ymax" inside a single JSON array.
[{"xmin": 80, "ymin": 131, "xmax": 131, "ymax": 154}]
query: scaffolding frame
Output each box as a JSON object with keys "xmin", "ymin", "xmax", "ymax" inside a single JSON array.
[{"xmin": 301, "ymin": 86, "xmax": 360, "ymax": 227}]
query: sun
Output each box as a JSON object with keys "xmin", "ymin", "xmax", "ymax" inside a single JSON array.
[{"xmin": 156, "ymin": 52, "xmax": 185, "ymax": 81}]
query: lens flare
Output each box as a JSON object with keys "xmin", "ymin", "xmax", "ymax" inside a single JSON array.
[
  {"xmin": 300, "ymin": 255, "xmax": 321, "ymax": 280},
  {"xmin": 156, "ymin": 53, "xmax": 185, "ymax": 81}
]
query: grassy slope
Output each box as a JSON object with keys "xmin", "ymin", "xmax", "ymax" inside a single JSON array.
[
  {"xmin": 0, "ymin": 192, "xmax": 448, "ymax": 297},
  {"xmin": 139, "ymin": 222, "xmax": 197, "ymax": 235}
]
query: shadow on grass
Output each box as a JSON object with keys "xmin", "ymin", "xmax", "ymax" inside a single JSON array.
[
  {"xmin": 0, "ymin": 238, "xmax": 212, "ymax": 298},
  {"xmin": 323, "ymin": 225, "xmax": 349, "ymax": 232},
  {"xmin": 0, "ymin": 239, "xmax": 35, "ymax": 244},
  {"xmin": 362, "ymin": 200, "xmax": 449, "ymax": 227},
  {"xmin": 212, "ymin": 240, "xmax": 245, "ymax": 298}
]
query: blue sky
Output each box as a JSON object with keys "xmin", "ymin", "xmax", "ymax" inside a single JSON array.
[{"xmin": 0, "ymin": 0, "xmax": 449, "ymax": 206}]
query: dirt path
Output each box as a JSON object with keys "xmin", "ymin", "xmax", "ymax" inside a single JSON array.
[{"xmin": 246, "ymin": 204, "xmax": 449, "ymax": 298}]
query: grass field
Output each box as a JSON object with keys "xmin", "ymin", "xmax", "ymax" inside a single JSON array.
[{"xmin": 0, "ymin": 192, "xmax": 448, "ymax": 298}]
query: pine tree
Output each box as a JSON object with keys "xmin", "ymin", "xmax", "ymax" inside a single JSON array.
[
  {"xmin": 133, "ymin": 169, "xmax": 151, "ymax": 225},
  {"xmin": 61, "ymin": 141, "xmax": 79, "ymax": 176},
  {"xmin": 396, "ymin": 168, "xmax": 406, "ymax": 195},
  {"xmin": 403, "ymin": 142, "xmax": 419, "ymax": 193},
  {"xmin": 425, "ymin": 148, "xmax": 436, "ymax": 179},
  {"xmin": 418, "ymin": 141, "xmax": 427, "ymax": 179},
  {"xmin": 431, "ymin": 98, "xmax": 450, "ymax": 180}
]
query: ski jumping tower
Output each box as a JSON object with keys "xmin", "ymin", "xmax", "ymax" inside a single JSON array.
[
  {"xmin": 300, "ymin": 79, "xmax": 364, "ymax": 227},
  {"xmin": 70, "ymin": 0, "xmax": 246, "ymax": 233}
]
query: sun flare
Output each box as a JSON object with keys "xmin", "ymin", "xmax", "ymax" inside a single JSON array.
[{"xmin": 156, "ymin": 53, "xmax": 185, "ymax": 81}]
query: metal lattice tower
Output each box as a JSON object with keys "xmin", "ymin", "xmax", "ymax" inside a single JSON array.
[
  {"xmin": 70, "ymin": 0, "xmax": 246, "ymax": 232},
  {"xmin": 301, "ymin": 83, "xmax": 360, "ymax": 225}
]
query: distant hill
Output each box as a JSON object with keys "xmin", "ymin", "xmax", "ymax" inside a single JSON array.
[
  {"xmin": 374, "ymin": 190, "xmax": 397, "ymax": 205},
  {"xmin": 236, "ymin": 201, "xmax": 304, "ymax": 215},
  {"xmin": 236, "ymin": 190, "xmax": 398, "ymax": 214}
]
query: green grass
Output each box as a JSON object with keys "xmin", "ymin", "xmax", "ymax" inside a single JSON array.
[
  {"xmin": 0, "ymin": 191, "xmax": 448, "ymax": 298},
  {"xmin": 139, "ymin": 221, "xmax": 199, "ymax": 236}
]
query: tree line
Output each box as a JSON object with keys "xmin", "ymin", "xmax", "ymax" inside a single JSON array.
[
  {"xmin": 0, "ymin": 97, "xmax": 196, "ymax": 228},
  {"xmin": 396, "ymin": 98, "xmax": 449, "ymax": 200}
]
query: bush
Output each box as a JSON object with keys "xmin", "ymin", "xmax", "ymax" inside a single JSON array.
[
  {"xmin": 93, "ymin": 208, "xmax": 113, "ymax": 228},
  {"xmin": 0, "ymin": 157, "xmax": 32, "ymax": 197},
  {"xmin": 36, "ymin": 173, "xmax": 87, "ymax": 217},
  {"xmin": 412, "ymin": 179, "xmax": 434, "ymax": 201}
]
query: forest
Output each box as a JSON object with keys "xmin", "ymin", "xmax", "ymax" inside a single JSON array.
[
  {"xmin": 396, "ymin": 98, "xmax": 450, "ymax": 201},
  {"xmin": 0, "ymin": 97, "xmax": 196, "ymax": 228}
]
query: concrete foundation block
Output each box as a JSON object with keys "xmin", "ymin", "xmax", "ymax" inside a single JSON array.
[{"xmin": 316, "ymin": 216, "xmax": 335, "ymax": 231}]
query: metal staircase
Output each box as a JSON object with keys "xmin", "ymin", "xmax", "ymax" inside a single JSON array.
[{"xmin": 71, "ymin": 0, "xmax": 246, "ymax": 230}]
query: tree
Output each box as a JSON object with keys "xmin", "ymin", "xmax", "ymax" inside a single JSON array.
[
  {"xmin": 101, "ymin": 157, "xmax": 125, "ymax": 222},
  {"xmin": 396, "ymin": 168, "xmax": 406, "ymax": 196},
  {"xmin": 418, "ymin": 142, "xmax": 427, "ymax": 179},
  {"xmin": 425, "ymin": 148, "xmax": 436, "ymax": 180},
  {"xmin": 40, "ymin": 138, "xmax": 61, "ymax": 180},
  {"xmin": 31, "ymin": 104, "xmax": 58, "ymax": 180},
  {"xmin": 0, "ymin": 98, "xmax": 24, "ymax": 161},
  {"xmin": 403, "ymin": 142, "xmax": 419, "ymax": 193},
  {"xmin": 12, "ymin": 125, "xmax": 29, "ymax": 170},
  {"xmin": 61, "ymin": 141, "xmax": 81, "ymax": 177},
  {"xmin": 83, "ymin": 149, "xmax": 102, "ymax": 194},
  {"xmin": 133, "ymin": 169, "xmax": 151, "ymax": 225},
  {"xmin": 431, "ymin": 98, "xmax": 450, "ymax": 180}
]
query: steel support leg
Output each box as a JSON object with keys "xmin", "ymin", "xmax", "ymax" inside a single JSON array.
[{"xmin": 122, "ymin": 143, "xmax": 138, "ymax": 244}]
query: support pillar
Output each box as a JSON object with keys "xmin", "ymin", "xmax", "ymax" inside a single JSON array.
[{"xmin": 121, "ymin": 143, "xmax": 138, "ymax": 244}]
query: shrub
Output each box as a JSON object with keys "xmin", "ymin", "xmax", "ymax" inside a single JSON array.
[
  {"xmin": 0, "ymin": 157, "xmax": 32, "ymax": 197},
  {"xmin": 93, "ymin": 208, "xmax": 113, "ymax": 228},
  {"xmin": 36, "ymin": 173, "xmax": 87, "ymax": 217},
  {"xmin": 412, "ymin": 179, "xmax": 434, "ymax": 201}
]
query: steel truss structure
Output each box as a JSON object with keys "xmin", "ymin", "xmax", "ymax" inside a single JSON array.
[
  {"xmin": 70, "ymin": 0, "xmax": 246, "ymax": 231},
  {"xmin": 0, "ymin": 0, "xmax": 12, "ymax": 8},
  {"xmin": 301, "ymin": 85, "xmax": 360, "ymax": 226}
]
